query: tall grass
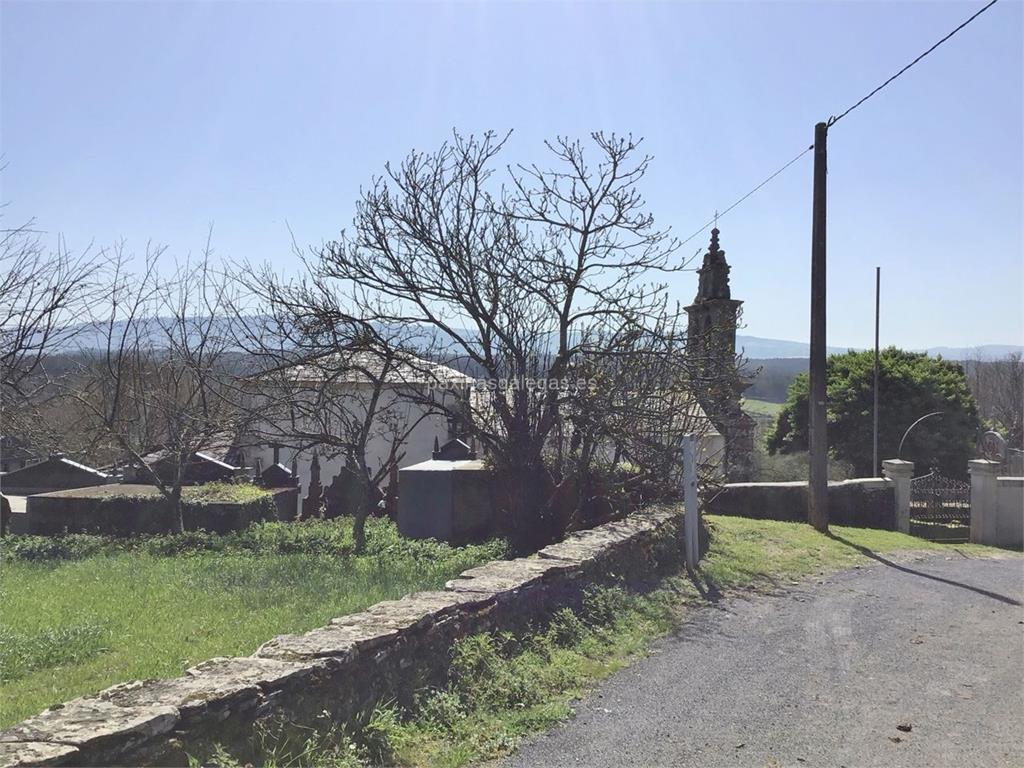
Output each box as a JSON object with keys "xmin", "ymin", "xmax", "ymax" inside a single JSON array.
[{"xmin": 0, "ymin": 518, "xmax": 505, "ymax": 726}]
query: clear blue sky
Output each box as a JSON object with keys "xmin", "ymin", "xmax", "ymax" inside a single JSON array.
[{"xmin": 2, "ymin": 0, "xmax": 1021, "ymax": 350}]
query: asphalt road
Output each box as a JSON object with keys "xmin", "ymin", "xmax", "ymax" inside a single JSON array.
[{"xmin": 508, "ymin": 553, "xmax": 1024, "ymax": 768}]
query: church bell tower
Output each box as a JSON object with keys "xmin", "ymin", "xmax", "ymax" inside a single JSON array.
[{"xmin": 684, "ymin": 227, "xmax": 754, "ymax": 480}]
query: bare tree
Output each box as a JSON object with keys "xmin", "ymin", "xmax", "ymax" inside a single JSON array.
[
  {"xmin": 228, "ymin": 273, "xmax": 470, "ymax": 551},
  {"xmin": 0, "ymin": 219, "xmax": 103, "ymax": 441},
  {"xmin": 967, "ymin": 351, "xmax": 1024, "ymax": 448},
  {"xmin": 305, "ymin": 131, "xmax": 719, "ymax": 550},
  {"xmin": 65, "ymin": 244, "xmax": 248, "ymax": 532}
]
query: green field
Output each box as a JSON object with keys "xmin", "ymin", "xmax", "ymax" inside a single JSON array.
[
  {"xmin": 741, "ymin": 397, "xmax": 784, "ymax": 418},
  {"xmin": 1, "ymin": 510, "xmax": 1006, "ymax": 741},
  {"xmin": 0, "ymin": 519, "xmax": 504, "ymax": 726}
]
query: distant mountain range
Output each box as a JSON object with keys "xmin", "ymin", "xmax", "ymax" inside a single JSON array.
[
  {"xmin": 49, "ymin": 320, "xmax": 1020, "ymax": 362},
  {"xmin": 736, "ymin": 335, "xmax": 1022, "ymax": 361},
  {"xmin": 737, "ymin": 336, "xmax": 849, "ymax": 358}
]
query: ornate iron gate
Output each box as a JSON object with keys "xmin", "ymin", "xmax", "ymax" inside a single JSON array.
[{"xmin": 909, "ymin": 471, "xmax": 971, "ymax": 542}]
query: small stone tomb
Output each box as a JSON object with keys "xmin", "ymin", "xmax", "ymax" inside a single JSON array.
[{"xmin": 397, "ymin": 438, "xmax": 495, "ymax": 543}]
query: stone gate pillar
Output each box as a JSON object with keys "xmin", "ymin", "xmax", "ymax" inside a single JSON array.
[
  {"xmin": 968, "ymin": 459, "xmax": 1000, "ymax": 545},
  {"xmin": 882, "ymin": 459, "xmax": 914, "ymax": 534}
]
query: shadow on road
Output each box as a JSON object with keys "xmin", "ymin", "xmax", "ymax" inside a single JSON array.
[{"xmin": 829, "ymin": 533, "xmax": 1022, "ymax": 606}]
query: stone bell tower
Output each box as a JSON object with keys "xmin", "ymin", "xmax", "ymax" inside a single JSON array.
[{"xmin": 684, "ymin": 227, "xmax": 754, "ymax": 480}]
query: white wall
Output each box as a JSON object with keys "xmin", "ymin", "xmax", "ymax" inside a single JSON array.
[{"xmin": 239, "ymin": 385, "xmax": 457, "ymax": 499}]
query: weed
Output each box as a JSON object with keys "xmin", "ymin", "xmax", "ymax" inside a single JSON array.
[
  {"xmin": 579, "ymin": 584, "xmax": 631, "ymax": 627},
  {"xmin": 544, "ymin": 607, "xmax": 586, "ymax": 647}
]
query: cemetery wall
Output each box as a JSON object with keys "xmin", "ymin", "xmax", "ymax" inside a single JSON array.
[{"xmin": 706, "ymin": 477, "xmax": 896, "ymax": 530}]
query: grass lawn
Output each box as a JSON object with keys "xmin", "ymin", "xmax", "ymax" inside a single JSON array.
[
  {"xmin": 698, "ymin": 515, "xmax": 998, "ymax": 589},
  {"xmin": 0, "ymin": 519, "xmax": 504, "ymax": 727},
  {"xmin": 202, "ymin": 514, "xmax": 1012, "ymax": 768},
  {"xmin": 741, "ymin": 397, "xmax": 784, "ymax": 418}
]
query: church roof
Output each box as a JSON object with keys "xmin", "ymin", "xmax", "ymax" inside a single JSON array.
[{"xmin": 265, "ymin": 350, "xmax": 475, "ymax": 389}]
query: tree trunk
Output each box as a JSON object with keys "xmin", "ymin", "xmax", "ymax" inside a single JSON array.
[
  {"xmin": 170, "ymin": 487, "xmax": 185, "ymax": 534},
  {"xmin": 352, "ymin": 471, "xmax": 372, "ymax": 554},
  {"xmin": 501, "ymin": 458, "xmax": 557, "ymax": 554}
]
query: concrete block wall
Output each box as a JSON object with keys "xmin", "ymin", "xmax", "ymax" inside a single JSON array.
[
  {"xmin": 705, "ymin": 477, "xmax": 896, "ymax": 530},
  {"xmin": 0, "ymin": 507, "xmax": 682, "ymax": 767}
]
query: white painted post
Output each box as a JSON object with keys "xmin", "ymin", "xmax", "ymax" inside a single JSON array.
[
  {"xmin": 882, "ymin": 459, "xmax": 914, "ymax": 534},
  {"xmin": 682, "ymin": 433, "xmax": 700, "ymax": 567}
]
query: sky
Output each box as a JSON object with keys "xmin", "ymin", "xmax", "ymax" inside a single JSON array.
[{"xmin": 1, "ymin": 0, "xmax": 1021, "ymax": 350}]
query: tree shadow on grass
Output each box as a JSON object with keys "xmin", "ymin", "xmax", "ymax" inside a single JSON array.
[{"xmin": 827, "ymin": 532, "xmax": 1022, "ymax": 607}]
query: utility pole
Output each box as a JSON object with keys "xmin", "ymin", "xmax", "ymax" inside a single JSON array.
[
  {"xmin": 808, "ymin": 122, "xmax": 829, "ymax": 532},
  {"xmin": 681, "ymin": 433, "xmax": 700, "ymax": 568},
  {"xmin": 873, "ymin": 266, "xmax": 881, "ymax": 477}
]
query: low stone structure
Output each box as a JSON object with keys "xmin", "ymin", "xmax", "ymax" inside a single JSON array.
[
  {"xmin": 22, "ymin": 484, "xmax": 281, "ymax": 536},
  {"xmin": 258, "ymin": 463, "xmax": 300, "ymax": 521},
  {"xmin": 705, "ymin": 477, "xmax": 896, "ymax": 530},
  {"xmin": 0, "ymin": 507, "xmax": 681, "ymax": 767},
  {"xmin": 397, "ymin": 439, "xmax": 495, "ymax": 543}
]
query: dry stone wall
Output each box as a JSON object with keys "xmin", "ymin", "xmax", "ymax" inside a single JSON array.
[{"xmin": 0, "ymin": 506, "xmax": 681, "ymax": 767}]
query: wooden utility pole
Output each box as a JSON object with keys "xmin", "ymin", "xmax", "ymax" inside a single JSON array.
[
  {"xmin": 808, "ymin": 122, "xmax": 829, "ymax": 532},
  {"xmin": 873, "ymin": 266, "xmax": 881, "ymax": 476}
]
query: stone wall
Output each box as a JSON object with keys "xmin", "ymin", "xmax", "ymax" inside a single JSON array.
[
  {"xmin": 23, "ymin": 485, "xmax": 279, "ymax": 536},
  {"xmin": 0, "ymin": 507, "xmax": 681, "ymax": 767},
  {"xmin": 705, "ymin": 478, "xmax": 896, "ymax": 530},
  {"xmin": 969, "ymin": 460, "xmax": 1024, "ymax": 549}
]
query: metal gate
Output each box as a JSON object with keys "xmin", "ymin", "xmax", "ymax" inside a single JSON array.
[{"xmin": 909, "ymin": 471, "xmax": 971, "ymax": 542}]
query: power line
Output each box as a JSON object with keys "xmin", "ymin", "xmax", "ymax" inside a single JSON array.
[
  {"xmin": 679, "ymin": 144, "xmax": 814, "ymax": 248},
  {"xmin": 828, "ymin": 0, "xmax": 1001, "ymax": 127},
  {"xmin": 680, "ymin": 0, "xmax": 1000, "ymax": 250}
]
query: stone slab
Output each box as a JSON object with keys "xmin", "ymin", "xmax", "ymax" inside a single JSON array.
[
  {"xmin": 445, "ymin": 557, "xmax": 555, "ymax": 595},
  {"xmin": 0, "ymin": 697, "xmax": 177, "ymax": 758},
  {"xmin": 258, "ymin": 591, "xmax": 490, "ymax": 661},
  {"xmin": 99, "ymin": 656, "xmax": 316, "ymax": 721},
  {"xmin": 0, "ymin": 741, "xmax": 79, "ymax": 768}
]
